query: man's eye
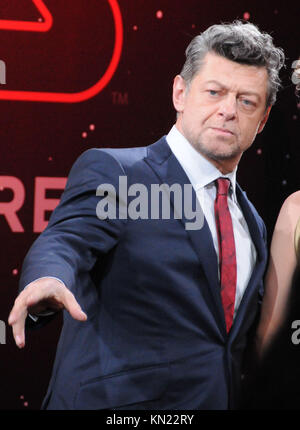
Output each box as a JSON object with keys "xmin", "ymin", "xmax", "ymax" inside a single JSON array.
[
  {"xmin": 208, "ymin": 90, "xmax": 218, "ymax": 96},
  {"xmin": 241, "ymin": 98, "xmax": 255, "ymax": 107}
]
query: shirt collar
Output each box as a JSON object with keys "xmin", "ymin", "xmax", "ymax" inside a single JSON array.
[{"xmin": 166, "ymin": 125, "xmax": 238, "ymax": 202}]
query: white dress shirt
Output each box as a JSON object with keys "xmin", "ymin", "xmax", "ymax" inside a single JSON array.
[{"xmin": 166, "ymin": 125, "xmax": 257, "ymax": 316}]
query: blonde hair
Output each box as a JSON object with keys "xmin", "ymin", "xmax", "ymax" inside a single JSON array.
[{"xmin": 295, "ymin": 60, "xmax": 300, "ymax": 97}]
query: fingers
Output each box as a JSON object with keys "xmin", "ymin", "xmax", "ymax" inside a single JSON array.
[
  {"xmin": 62, "ymin": 288, "xmax": 87, "ymax": 322},
  {"xmin": 9, "ymin": 312, "xmax": 27, "ymax": 349},
  {"xmin": 8, "ymin": 292, "xmax": 31, "ymax": 348}
]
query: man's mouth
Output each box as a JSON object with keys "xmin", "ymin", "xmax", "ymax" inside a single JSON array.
[{"xmin": 211, "ymin": 127, "xmax": 234, "ymax": 136}]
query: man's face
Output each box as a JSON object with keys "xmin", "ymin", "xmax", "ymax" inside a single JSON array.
[{"xmin": 173, "ymin": 52, "xmax": 271, "ymax": 173}]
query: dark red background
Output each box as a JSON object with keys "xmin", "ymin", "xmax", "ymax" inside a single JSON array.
[{"xmin": 0, "ymin": 0, "xmax": 299, "ymax": 410}]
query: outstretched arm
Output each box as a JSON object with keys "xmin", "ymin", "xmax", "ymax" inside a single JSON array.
[
  {"xmin": 256, "ymin": 191, "xmax": 300, "ymax": 356},
  {"xmin": 9, "ymin": 148, "xmax": 127, "ymax": 348}
]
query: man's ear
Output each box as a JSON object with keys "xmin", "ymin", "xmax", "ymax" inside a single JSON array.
[
  {"xmin": 172, "ymin": 75, "xmax": 187, "ymax": 113},
  {"xmin": 257, "ymin": 105, "xmax": 272, "ymax": 134}
]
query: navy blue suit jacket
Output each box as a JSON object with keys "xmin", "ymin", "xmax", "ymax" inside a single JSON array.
[{"xmin": 20, "ymin": 136, "xmax": 268, "ymax": 410}]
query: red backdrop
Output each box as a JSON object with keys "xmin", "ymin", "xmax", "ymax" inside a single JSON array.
[{"xmin": 0, "ymin": 0, "xmax": 299, "ymax": 409}]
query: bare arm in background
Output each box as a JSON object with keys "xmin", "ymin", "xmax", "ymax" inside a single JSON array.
[{"xmin": 256, "ymin": 191, "xmax": 300, "ymax": 356}]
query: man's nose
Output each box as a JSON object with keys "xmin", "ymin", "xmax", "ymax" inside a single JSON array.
[{"xmin": 217, "ymin": 95, "xmax": 237, "ymax": 120}]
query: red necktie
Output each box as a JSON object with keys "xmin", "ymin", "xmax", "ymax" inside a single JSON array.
[{"xmin": 214, "ymin": 178, "xmax": 237, "ymax": 333}]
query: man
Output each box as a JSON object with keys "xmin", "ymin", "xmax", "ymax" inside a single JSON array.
[{"xmin": 9, "ymin": 21, "xmax": 284, "ymax": 410}]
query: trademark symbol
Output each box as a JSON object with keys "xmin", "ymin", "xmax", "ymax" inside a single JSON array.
[{"xmin": 112, "ymin": 91, "xmax": 128, "ymax": 105}]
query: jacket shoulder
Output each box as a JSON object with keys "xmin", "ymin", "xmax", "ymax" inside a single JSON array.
[{"xmin": 86, "ymin": 146, "xmax": 148, "ymax": 170}]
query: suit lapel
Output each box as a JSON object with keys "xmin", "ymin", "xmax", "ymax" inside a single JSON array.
[
  {"xmin": 229, "ymin": 185, "xmax": 267, "ymax": 338},
  {"xmin": 144, "ymin": 137, "xmax": 227, "ymax": 333}
]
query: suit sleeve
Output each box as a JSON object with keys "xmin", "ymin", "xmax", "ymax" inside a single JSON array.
[{"xmin": 19, "ymin": 148, "xmax": 127, "ymax": 296}]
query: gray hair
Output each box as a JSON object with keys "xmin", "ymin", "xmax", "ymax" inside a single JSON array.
[
  {"xmin": 294, "ymin": 60, "xmax": 300, "ymax": 98},
  {"xmin": 180, "ymin": 20, "xmax": 285, "ymax": 107}
]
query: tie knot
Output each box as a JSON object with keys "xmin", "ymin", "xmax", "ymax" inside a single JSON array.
[{"xmin": 216, "ymin": 178, "xmax": 230, "ymax": 196}]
